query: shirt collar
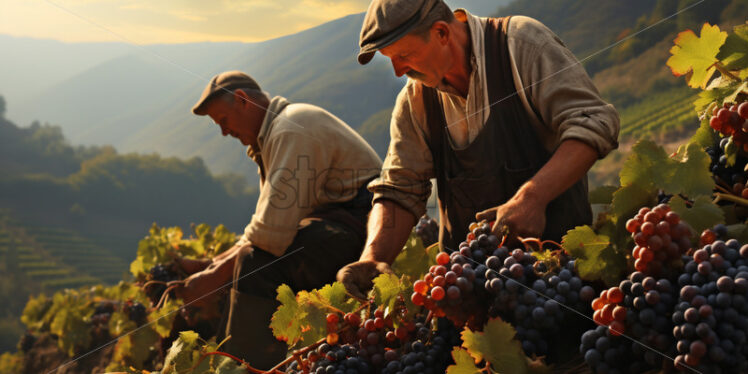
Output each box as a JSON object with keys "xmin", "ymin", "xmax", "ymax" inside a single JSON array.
[{"xmin": 246, "ymin": 95, "xmax": 291, "ymax": 159}]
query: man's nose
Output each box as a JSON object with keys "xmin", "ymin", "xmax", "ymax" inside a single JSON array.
[{"xmin": 391, "ymin": 59, "xmax": 409, "ymax": 78}]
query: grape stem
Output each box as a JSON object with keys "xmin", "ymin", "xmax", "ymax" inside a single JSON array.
[
  {"xmin": 140, "ymin": 280, "xmax": 169, "ymax": 290},
  {"xmin": 517, "ymin": 236, "xmax": 564, "ymax": 252},
  {"xmin": 714, "ymin": 192, "xmax": 748, "ymax": 207},
  {"xmin": 196, "ymin": 351, "xmax": 276, "ymax": 374},
  {"xmin": 711, "ymin": 62, "xmax": 740, "ymax": 81},
  {"xmin": 154, "ymin": 284, "xmax": 179, "ymax": 310}
]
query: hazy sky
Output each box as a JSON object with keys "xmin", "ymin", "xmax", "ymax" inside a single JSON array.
[{"xmin": 0, "ymin": 0, "xmax": 504, "ymax": 44}]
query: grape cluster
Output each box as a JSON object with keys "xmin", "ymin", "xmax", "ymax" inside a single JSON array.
[
  {"xmin": 625, "ymin": 204, "xmax": 692, "ymax": 278},
  {"xmin": 672, "ymin": 238, "xmax": 748, "ymax": 372},
  {"xmin": 411, "ymin": 222, "xmax": 496, "ymax": 327},
  {"xmin": 381, "ymin": 320, "xmax": 459, "ymax": 374},
  {"xmin": 412, "ymin": 221, "xmax": 596, "ymax": 358},
  {"xmin": 91, "ymin": 301, "xmax": 115, "ymax": 326},
  {"xmin": 706, "ymin": 137, "xmax": 748, "ymax": 188},
  {"xmin": 709, "ymin": 101, "xmax": 748, "ymax": 151},
  {"xmin": 486, "ymin": 252, "xmax": 595, "ymax": 357},
  {"xmin": 582, "ymin": 271, "xmax": 678, "ymax": 373},
  {"xmin": 126, "ymin": 302, "xmax": 147, "ymax": 326},
  {"xmin": 146, "ymin": 264, "xmax": 180, "ymax": 306},
  {"xmin": 286, "ymin": 343, "xmax": 373, "ymax": 374},
  {"xmin": 414, "ymin": 215, "xmax": 439, "ymax": 247},
  {"xmin": 286, "ymin": 309, "xmax": 457, "ymax": 374}
]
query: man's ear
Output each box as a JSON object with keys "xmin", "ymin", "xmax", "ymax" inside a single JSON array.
[
  {"xmin": 234, "ymin": 89, "xmax": 251, "ymax": 108},
  {"xmin": 432, "ymin": 21, "xmax": 450, "ymax": 44}
]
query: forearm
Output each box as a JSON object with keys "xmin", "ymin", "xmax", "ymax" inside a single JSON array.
[
  {"xmin": 204, "ymin": 247, "xmax": 240, "ymax": 285},
  {"xmin": 212, "ymin": 242, "xmax": 244, "ymax": 262},
  {"xmin": 359, "ymin": 199, "xmax": 417, "ymax": 264},
  {"xmin": 516, "ymin": 139, "xmax": 598, "ymax": 206}
]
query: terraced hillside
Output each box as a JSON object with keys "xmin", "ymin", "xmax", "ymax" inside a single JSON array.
[{"xmin": 0, "ymin": 210, "xmax": 129, "ymax": 290}]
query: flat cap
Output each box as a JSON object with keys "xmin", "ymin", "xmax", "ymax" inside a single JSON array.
[
  {"xmin": 358, "ymin": 0, "xmax": 448, "ymax": 65},
  {"xmin": 192, "ymin": 71, "xmax": 262, "ymax": 115}
]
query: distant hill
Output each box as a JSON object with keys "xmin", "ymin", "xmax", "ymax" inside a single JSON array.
[{"xmin": 1, "ymin": 0, "xmax": 746, "ymax": 184}]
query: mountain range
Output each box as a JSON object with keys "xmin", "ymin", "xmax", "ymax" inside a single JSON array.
[{"xmin": 1, "ymin": 0, "xmax": 745, "ymax": 184}]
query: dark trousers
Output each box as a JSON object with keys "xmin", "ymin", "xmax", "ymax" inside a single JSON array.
[{"xmin": 221, "ymin": 217, "xmax": 365, "ymax": 370}]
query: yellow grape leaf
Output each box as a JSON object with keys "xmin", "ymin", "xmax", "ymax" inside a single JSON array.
[
  {"xmin": 667, "ymin": 23, "xmax": 728, "ymax": 88},
  {"xmin": 446, "ymin": 347, "xmax": 481, "ymax": 374},
  {"xmin": 461, "ymin": 318, "xmax": 528, "ymax": 373}
]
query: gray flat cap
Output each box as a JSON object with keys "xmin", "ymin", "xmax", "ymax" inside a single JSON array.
[
  {"xmin": 192, "ymin": 71, "xmax": 262, "ymax": 115},
  {"xmin": 358, "ymin": 0, "xmax": 449, "ymax": 65}
]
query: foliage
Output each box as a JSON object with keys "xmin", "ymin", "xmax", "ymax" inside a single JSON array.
[
  {"xmin": 667, "ymin": 23, "xmax": 728, "ymax": 89},
  {"xmin": 270, "ymin": 282, "xmax": 360, "ymax": 349},
  {"xmin": 130, "ymin": 223, "xmax": 237, "ymax": 278}
]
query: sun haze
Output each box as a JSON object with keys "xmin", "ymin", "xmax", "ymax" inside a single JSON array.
[{"xmin": 0, "ymin": 0, "xmax": 373, "ymax": 44}]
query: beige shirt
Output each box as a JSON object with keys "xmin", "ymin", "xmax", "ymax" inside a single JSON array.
[
  {"xmin": 368, "ymin": 10, "xmax": 620, "ymax": 220},
  {"xmin": 239, "ymin": 96, "xmax": 382, "ymax": 256}
]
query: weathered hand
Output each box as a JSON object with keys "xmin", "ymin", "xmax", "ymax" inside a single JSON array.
[
  {"xmin": 174, "ymin": 267, "xmax": 228, "ymax": 308},
  {"xmin": 336, "ymin": 260, "xmax": 394, "ymax": 300},
  {"xmin": 475, "ymin": 194, "xmax": 547, "ymax": 243},
  {"xmin": 174, "ymin": 257, "xmax": 211, "ymax": 275}
]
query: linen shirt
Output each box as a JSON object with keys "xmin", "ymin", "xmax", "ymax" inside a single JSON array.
[
  {"xmin": 238, "ymin": 96, "xmax": 382, "ymax": 256},
  {"xmin": 368, "ymin": 10, "xmax": 620, "ymax": 220}
]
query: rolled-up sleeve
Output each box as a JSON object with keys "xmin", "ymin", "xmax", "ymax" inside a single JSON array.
[
  {"xmin": 368, "ymin": 85, "xmax": 435, "ymax": 220},
  {"xmin": 511, "ymin": 16, "xmax": 620, "ymax": 158}
]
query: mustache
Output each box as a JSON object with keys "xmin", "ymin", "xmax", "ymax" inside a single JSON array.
[{"xmin": 405, "ymin": 70, "xmax": 427, "ymax": 81}]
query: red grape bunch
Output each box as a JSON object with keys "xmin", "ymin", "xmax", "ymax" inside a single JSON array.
[
  {"xmin": 709, "ymin": 101, "xmax": 748, "ymax": 151},
  {"xmin": 626, "ymin": 204, "xmax": 692, "ymax": 277}
]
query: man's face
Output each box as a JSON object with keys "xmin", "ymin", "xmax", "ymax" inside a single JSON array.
[
  {"xmin": 379, "ymin": 27, "xmax": 450, "ymax": 87},
  {"xmin": 203, "ymin": 95, "xmax": 253, "ymax": 146}
]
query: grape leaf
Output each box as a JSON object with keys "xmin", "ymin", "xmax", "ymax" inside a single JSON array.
[
  {"xmin": 317, "ymin": 282, "xmax": 359, "ymax": 314},
  {"xmin": 49, "ymin": 297, "xmax": 92, "ymax": 356},
  {"xmin": 688, "ymin": 117, "xmax": 717, "ymax": 149},
  {"xmin": 667, "ymin": 142, "xmax": 714, "ymax": 197},
  {"xmin": 726, "ymin": 224, "xmax": 748, "ymax": 244},
  {"xmin": 271, "ymin": 282, "xmax": 359, "ymax": 347},
  {"xmin": 149, "ymin": 299, "xmax": 180, "ymax": 338},
  {"xmin": 716, "ymin": 24, "xmax": 748, "ymax": 70},
  {"xmin": 611, "ymin": 184, "xmax": 656, "ymax": 222},
  {"xmin": 108, "ymin": 311, "xmax": 136, "ymax": 337},
  {"xmin": 589, "ymin": 185, "xmax": 618, "ymax": 205},
  {"xmin": 446, "ymin": 347, "xmax": 481, "ymax": 374},
  {"xmin": 270, "ymin": 284, "xmax": 302, "ymax": 344},
  {"xmin": 669, "ymin": 195, "xmax": 724, "ymax": 236},
  {"xmin": 461, "ymin": 318, "xmax": 528, "ymax": 373},
  {"xmin": 0, "ymin": 352, "xmax": 23, "ymax": 374},
  {"xmin": 391, "ymin": 234, "xmax": 439, "ymax": 279},
  {"xmin": 20, "ymin": 294, "xmax": 51, "ymax": 331},
  {"xmin": 128, "ymin": 326, "xmax": 162, "ymax": 369},
  {"xmin": 371, "ymin": 274, "xmax": 415, "ymax": 321},
  {"xmin": 562, "ymin": 226, "xmax": 624, "ymax": 285},
  {"xmin": 162, "ymin": 330, "xmax": 201, "ymax": 373},
  {"xmin": 693, "ymin": 83, "xmax": 738, "ymax": 112},
  {"xmin": 214, "ymin": 356, "xmax": 248, "ymax": 374},
  {"xmin": 619, "ymin": 140, "xmax": 670, "ymax": 188},
  {"xmin": 723, "ymin": 81, "xmax": 748, "ymax": 105},
  {"xmin": 667, "ymin": 23, "xmax": 728, "ymax": 88}
]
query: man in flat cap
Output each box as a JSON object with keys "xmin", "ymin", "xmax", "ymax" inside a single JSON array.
[
  {"xmin": 178, "ymin": 71, "xmax": 382, "ymax": 369},
  {"xmin": 338, "ymin": 1, "xmax": 619, "ymax": 301}
]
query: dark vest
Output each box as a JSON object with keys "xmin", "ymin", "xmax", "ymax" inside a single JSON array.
[{"xmin": 424, "ymin": 16, "xmax": 592, "ymax": 250}]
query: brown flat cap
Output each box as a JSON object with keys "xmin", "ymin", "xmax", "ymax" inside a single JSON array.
[
  {"xmin": 192, "ymin": 71, "xmax": 262, "ymax": 115},
  {"xmin": 358, "ymin": 0, "xmax": 449, "ymax": 65}
]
